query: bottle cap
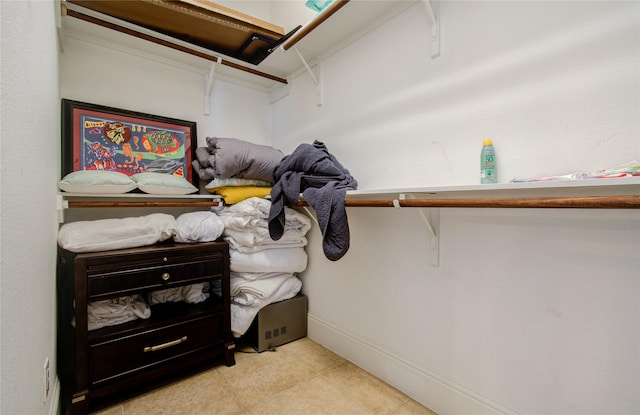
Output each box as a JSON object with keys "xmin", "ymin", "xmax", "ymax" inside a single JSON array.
[{"xmin": 483, "ymin": 138, "xmax": 493, "ymax": 146}]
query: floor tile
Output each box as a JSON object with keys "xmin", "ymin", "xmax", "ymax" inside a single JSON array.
[
  {"xmin": 278, "ymin": 337, "xmax": 345, "ymax": 372},
  {"xmin": 321, "ymin": 360, "xmax": 410, "ymax": 415},
  {"xmin": 391, "ymin": 399, "xmax": 439, "ymax": 415},
  {"xmin": 91, "ymin": 405, "xmax": 123, "ymax": 415},
  {"xmin": 122, "ymin": 367, "xmax": 244, "ymax": 415},
  {"xmin": 247, "ymin": 374, "xmax": 374, "ymax": 415},
  {"xmin": 90, "ymin": 338, "xmax": 438, "ymax": 415},
  {"xmin": 216, "ymin": 344, "xmax": 317, "ymax": 409}
]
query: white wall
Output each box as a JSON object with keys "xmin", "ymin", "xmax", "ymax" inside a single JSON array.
[
  {"xmin": 0, "ymin": 1, "xmax": 61, "ymax": 414},
  {"xmin": 8, "ymin": 1, "xmax": 638, "ymax": 415},
  {"xmin": 270, "ymin": 2, "xmax": 639, "ymax": 415},
  {"xmin": 59, "ymin": 35, "xmax": 272, "ymax": 147}
]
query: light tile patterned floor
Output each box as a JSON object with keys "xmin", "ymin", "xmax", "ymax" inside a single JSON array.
[{"xmin": 92, "ymin": 337, "xmax": 438, "ymax": 415}]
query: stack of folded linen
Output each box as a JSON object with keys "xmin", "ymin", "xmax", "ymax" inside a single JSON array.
[{"xmin": 216, "ymin": 197, "xmax": 311, "ymax": 337}]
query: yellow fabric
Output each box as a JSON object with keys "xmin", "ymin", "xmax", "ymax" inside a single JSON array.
[{"xmin": 214, "ymin": 186, "xmax": 272, "ymax": 204}]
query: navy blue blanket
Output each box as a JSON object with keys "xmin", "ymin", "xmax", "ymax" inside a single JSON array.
[{"xmin": 268, "ymin": 141, "xmax": 357, "ymax": 261}]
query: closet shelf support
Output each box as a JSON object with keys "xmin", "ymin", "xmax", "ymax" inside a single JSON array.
[
  {"xmin": 204, "ymin": 59, "xmax": 221, "ymax": 116},
  {"xmin": 57, "ymin": 194, "xmax": 69, "ymax": 224},
  {"xmin": 401, "ymin": 193, "xmax": 439, "ymax": 266},
  {"xmin": 292, "ymin": 46, "xmax": 323, "ymax": 106},
  {"xmin": 422, "ymin": 0, "xmax": 440, "ymax": 58}
]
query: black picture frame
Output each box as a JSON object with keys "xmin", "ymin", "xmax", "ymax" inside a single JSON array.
[{"xmin": 61, "ymin": 99, "xmax": 198, "ymax": 187}]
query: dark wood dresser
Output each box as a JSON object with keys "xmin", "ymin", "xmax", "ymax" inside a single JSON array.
[{"xmin": 57, "ymin": 241, "xmax": 235, "ymax": 415}]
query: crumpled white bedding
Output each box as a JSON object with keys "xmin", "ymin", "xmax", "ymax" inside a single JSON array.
[
  {"xmin": 87, "ymin": 295, "xmax": 151, "ymax": 331},
  {"xmin": 148, "ymin": 283, "xmax": 210, "ymax": 305},
  {"xmin": 174, "ymin": 212, "xmax": 224, "ymax": 243}
]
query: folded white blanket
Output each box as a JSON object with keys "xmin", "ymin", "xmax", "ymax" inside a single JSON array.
[
  {"xmin": 229, "ymin": 247, "xmax": 308, "ymax": 273},
  {"xmin": 148, "ymin": 283, "xmax": 210, "ymax": 305},
  {"xmin": 230, "ymin": 272, "xmax": 294, "ymax": 302},
  {"xmin": 230, "ymin": 276, "xmax": 302, "ymax": 337},
  {"xmin": 87, "ymin": 295, "xmax": 151, "ymax": 331},
  {"xmin": 223, "ymin": 228, "xmax": 307, "ymax": 253},
  {"xmin": 220, "ymin": 197, "xmax": 311, "ymax": 252},
  {"xmin": 230, "ymin": 271, "xmax": 292, "ymax": 281}
]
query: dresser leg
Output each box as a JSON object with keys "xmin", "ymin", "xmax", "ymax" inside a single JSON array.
[
  {"xmin": 72, "ymin": 391, "xmax": 89, "ymax": 415},
  {"xmin": 225, "ymin": 342, "xmax": 236, "ymax": 366}
]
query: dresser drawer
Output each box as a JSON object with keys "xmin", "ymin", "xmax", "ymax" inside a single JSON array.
[
  {"xmin": 87, "ymin": 259, "xmax": 223, "ymax": 299},
  {"xmin": 89, "ymin": 313, "xmax": 223, "ymax": 385}
]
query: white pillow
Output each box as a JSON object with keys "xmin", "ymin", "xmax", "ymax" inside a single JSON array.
[
  {"xmin": 58, "ymin": 171, "xmax": 136, "ymax": 194},
  {"xmin": 57, "ymin": 213, "xmax": 177, "ymax": 253},
  {"xmin": 132, "ymin": 172, "xmax": 198, "ymax": 195},
  {"xmin": 174, "ymin": 211, "xmax": 224, "ymax": 243}
]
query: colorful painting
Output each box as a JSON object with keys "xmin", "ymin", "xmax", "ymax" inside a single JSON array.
[{"xmin": 61, "ymin": 99, "xmax": 197, "ymax": 185}]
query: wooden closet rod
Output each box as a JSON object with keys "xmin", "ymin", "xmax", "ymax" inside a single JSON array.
[
  {"xmin": 282, "ymin": 0, "xmax": 351, "ymax": 51},
  {"xmin": 298, "ymin": 195, "xmax": 640, "ymax": 209},
  {"xmin": 67, "ymin": 201, "xmax": 220, "ymax": 208},
  {"xmin": 66, "ymin": 195, "xmax": 640, "ymax": 209},
  {"xmin": 65, "ymin": 8, "xmax": 288, "ymax": 85}
]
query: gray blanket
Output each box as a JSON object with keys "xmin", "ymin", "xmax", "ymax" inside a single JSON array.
[
  {"xmin": 268, "ymin": 141, "xmax": 357, "ymax": 261},
  {"xmin": 192, "ymin": 137, "xmax": 283, "ymax": 183}
]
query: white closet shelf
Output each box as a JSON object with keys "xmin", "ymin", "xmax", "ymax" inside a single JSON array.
[
  {"xmin": 345, "ymin": 177, "xmax": 640, "ymax": 201},
  {"xmin": 339, "ymin": 178, "xmax": 640, "ymax": 266},
  {"xmin": 59, "ymin": 0, "xmax": 413, "ymax": 90}
]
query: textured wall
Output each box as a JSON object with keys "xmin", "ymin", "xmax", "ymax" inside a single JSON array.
[
  {"xmin": 270, "ymin": 2, "xmax": 640, "ymax": 414},
  {"xmin": 0, "ymin": 1, "xmax": 60, "ymax": 414}
]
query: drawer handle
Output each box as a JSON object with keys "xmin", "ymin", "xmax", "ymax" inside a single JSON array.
[
  {"xmin": 143, "ymin": 336, "xmax": 187, "ymax": 353},
  {"xmin": 161, "ymin": 272, "xmax": 171, "ymax": 281}
]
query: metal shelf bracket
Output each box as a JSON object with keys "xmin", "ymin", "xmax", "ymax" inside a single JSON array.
[
  {"xmin": 293, "ymin": 46, "xmax": 323, "ymax": 106},
  {"xmin": 422, "ymin": 0, "xmax": 440, "ymax": 58},
  {"xmin": 57, "ymin": 194, "xmax": 69, "ymax": 224},
  {"xmin": 400, "ymin": 193, "xmax": 439, "ymax": 267},
  {"xmin": 204, "ymin": 58, "xmax": 221, "ymax": 115}
]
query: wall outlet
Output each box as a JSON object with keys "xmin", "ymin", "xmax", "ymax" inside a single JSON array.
[{"xmin": 43, "ymin": 357, "xmax": 50, "ymax": 402}]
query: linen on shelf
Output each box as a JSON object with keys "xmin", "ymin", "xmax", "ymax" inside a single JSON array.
[
  {"xmin": 214, "ymin": 197, "xmax": 311, "ymax": 337},
  {"xmin": 219, "ymin": 197, "xmax": 311, "ymax": 253}
]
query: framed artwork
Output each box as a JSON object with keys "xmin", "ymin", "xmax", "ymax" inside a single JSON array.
[{"xmin": 61, "ymin": 99, "xmax": 198, "ymax": 185}]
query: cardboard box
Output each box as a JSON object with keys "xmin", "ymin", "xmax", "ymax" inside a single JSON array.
[{"xmin": 244, "ymin": 294, "xmax": 307, "ymax": 352}]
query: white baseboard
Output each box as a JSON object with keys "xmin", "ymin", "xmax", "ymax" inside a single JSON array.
[
  {"xmin": 48, "ymin": 376, "xmax": 61, "ymax": 415},
  {"xmin": 307, "ymin": 312, "xmax": 520, "ymax": 415}
]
